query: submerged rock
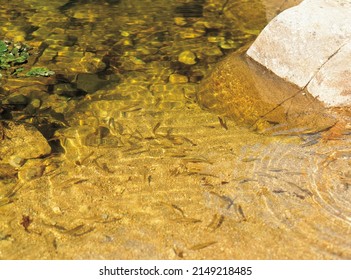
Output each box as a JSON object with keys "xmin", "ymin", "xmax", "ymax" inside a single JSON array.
[
  {"xmin": 197, "ymin": 49, "xmax": 336, "ymax": 135},
  {"xmin": 4, "ymin": 94, "xmax": 29, "ymax": 106},
  {"xmin": 175, "ymin": 1, "xmax": 204, "ymax": 18},
  {"xmin": 1, "ymin": 121, "xmax": 51, "ymax": 163},
  {"xmin": 18, "ymin": 161, "xmax": 45, "ymax": 181},
  {"xmin": 75, "ymin": 73, "xmax": 119, "ymax": 94},
  {"xmin": 178, "ymin": 50, "xmax": 197, "ymax": 65},
  {"xmin": 222, "ymin": 0, "xmax": 267, "ymax": 35},
  {"xmin": 169, "ymin": 73, "xmax": 188, "ymax": 84}
]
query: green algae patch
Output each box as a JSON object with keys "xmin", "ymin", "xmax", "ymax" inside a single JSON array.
[
  {"xmin": 0, "ymin": 40, "xmax": 29, "ymax": 70},
  {"xmin": 0, "ymin": 40, "xmax": 7, "ymax": 53},
  {"xmin": 0, "ymin": 39, "xmax": 54, "ymax": 78},
  {"xmin": 25, "ymin": 67, "xmax": 55, "ymax": 77}
]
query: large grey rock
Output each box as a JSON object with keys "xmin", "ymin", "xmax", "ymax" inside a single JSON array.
[
  {"xmin": 307, "ymin": 41, "xmax": 351, "ymax": 107},
  {"xmin": 247, "ymin": 0, "xmax": 351, "ymax": 107}
]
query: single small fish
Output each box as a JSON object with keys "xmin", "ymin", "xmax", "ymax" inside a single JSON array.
[
  {"xmin": 218, "ymin": 116, "xmax": 228, "ymax": 130},
  {"xmin": 189, "ymin": 241, "xmax": 217, "ymax": 251}
]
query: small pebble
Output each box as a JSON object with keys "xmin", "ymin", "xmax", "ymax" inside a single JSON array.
[
  {"xmin": 130, "ymin": 56, "xmax": 145, "ymax": 65},
  {"xmin": 169, "ymin": 74, "xmax": 188, "ymax": 84},
  {"xmin": 120, "ymin": 30, "xmax": 130, "ymax": 37},
  {"xmin": 178, "ymin": 50, "xmax": 197, "ymax": 65},
  {"xmin": 8, "ymin": 155, "xmax": 26, "ymax": 168},
  {"xmin": 174, "ymin": 17, "xmax": 187, "ymax": 26},
  {"xmin": 19, "ymin": 165, "xmax": 45, "ymax": 181},
  {"xmin": 179, "ymin": 28, "xmax": 204, "ymax": 39},
  {"xmin": 203, "ymin": 47, "xmax": 223, "ymax": 57},
  {"xmin": 30, "ymin": 98, "xmax": 41, "ymax": 109},
  {"xmin": 219, "ymin": 40, "xmax": 240, "ymax": 50},
  {"xmin": 207, "ymin": 36, "xmax": 224, "ymax": 43},
  {"xmin": 52, "ymin": 206, "xmax": 62, "ymax": 215},
  {"xmin": 122, "ymin": 38, "xmax": 133, "ymax": 46}
]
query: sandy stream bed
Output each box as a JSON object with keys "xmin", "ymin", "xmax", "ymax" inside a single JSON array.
[{"xmin": 0, "ymin": 0, "xmax": 351, "ymax": 259}]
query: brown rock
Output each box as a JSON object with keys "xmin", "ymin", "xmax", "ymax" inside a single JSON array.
[
  {"xmin": 197, "ymin": 50, "xmax": 336, "ymax": 135},
  {"xmin": 169, "ymin": 74, "xmax": 188, "ymax": 84},
  {"xmin": 1, "ymin": 122, "xmax": 51, "ymax": 162},
  {"xmin": 178, "ymin": 50, "xmax": 197, "ymax": 65}
]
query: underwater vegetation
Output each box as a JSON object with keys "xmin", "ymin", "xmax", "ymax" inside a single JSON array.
[
  {"xmin": 25, "ymin": 67, "xmax": 55, "ymax": 77},
  {"xmin": 0, "ymin": 40, "xmax": 29, "ymax": 70},
  {"xmin": 0, "ymin": 39, "xmax": 54, "ymax": 78}
]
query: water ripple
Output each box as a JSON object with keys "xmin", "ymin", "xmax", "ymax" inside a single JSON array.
[{"xmin": 235, "ymin": 139, "xmax": 351, "ymax": 258}]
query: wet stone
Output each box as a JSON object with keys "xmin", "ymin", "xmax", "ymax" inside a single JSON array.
[
  {"xmin": 24, "ymin": 98, "xmax": 42, "ymax": 115},
  {"xmin": 178, "ymin": 50, "xmax": 197, "ymax": 65},
  {"xmin": 29, "ymin": 98, "xmax": 41, "ymax": 109},
  {"xmin": 207, "ymin": 36, "xmax": 225, "ymax": 43},
  {"xmin": 197, "ymin": 50, "xmax": 337, "ymax": 135},
  {"xmin": 202, "ymin": 46, "xmax": 223, "ymax": 57},
  {"xmin": 119, "ymin": 56, "xmax": 147, "ymax": 71},
  {"xmin": 4, "ymin": 94, "xmax": 29, "ymax": 106},
  {"xmin": 0, "ymin": 163, "xmax": 17, "ymax": 180},
  {"xmin": 52, "ymin": 206, "xmax": 62, "ymax": 215},
  {"xmin": 8, "ymin": 155, "xmax": 26, "ymax": 168},
  {"xmin": 120, "ymin": 30, "xmax": 130, "ymax": 37},
  {"xmin": 174, "ymin": 17, "xmax": 187, "ymax": 26},
  {"xmin": 120, "ymin": 38, "xmax": 133, "ymax": 47},
  {"xmin": 79, "ymin": 52, "xmax": 106, "ymax": 73},
  {"xmin": 54, "ymin": 82, "xmax": 83, "ymax": 97},
  {"xmin": 1, "ymin": 122, "xmax": 51, "ymax": 162},
  {"xmin": 18, "ymin": 161, "xmax": 45, "ymax": 181},
  {"xmin": 219, "ymin": 40, "xmax": 241, "ymax": 50},
  {"xmin": 223, "ymin": 0, "xmax": 267, "ymax": 34},
  {"xmin": 179, "ymin": 28, "xmax": 205, "ymax": 39},
  {"xmin": 75, "ymin": 73, "xmax": 119, "ymax": 94},
  {"xmin": 169, "ymin": 73, "xmax": 188, "ymax": 84}
]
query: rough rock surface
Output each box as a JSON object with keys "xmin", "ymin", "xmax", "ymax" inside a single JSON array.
[
  {"xmin": 1, "ymin": 122, "xmax": 51, "ymax": 163},
  {"xmin": 247, "ymin": 0, "xmax": 351, "ymax": 107},
  {"xmin": 222, "ymin": 0, "xmax": 267, "ymax": 35},
  {"xmin": 307, "ymin": 41, "xmax": 351, "ymax": 107},
  {"xmin": 197, "ymin": 50, "xmax": 336, "ymax": 134}
]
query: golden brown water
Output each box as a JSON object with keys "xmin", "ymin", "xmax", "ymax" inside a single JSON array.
[{"xmin": 0, "ymin": 0, "xmax": 351, "ymax": 259}]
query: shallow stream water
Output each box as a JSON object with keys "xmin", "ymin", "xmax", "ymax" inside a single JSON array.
[{"xmin": 0, "ymin": 0, "xmax": 351, "ymax": 259}]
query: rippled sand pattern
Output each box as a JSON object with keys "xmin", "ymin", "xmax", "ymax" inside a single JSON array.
[
  {"xmin": 234, "ymin": 141, "xmax": 351, "ymax": 258},
  {"xmin": 0, "ymin": 0, "xmax": 350, "ymax": 259}
]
